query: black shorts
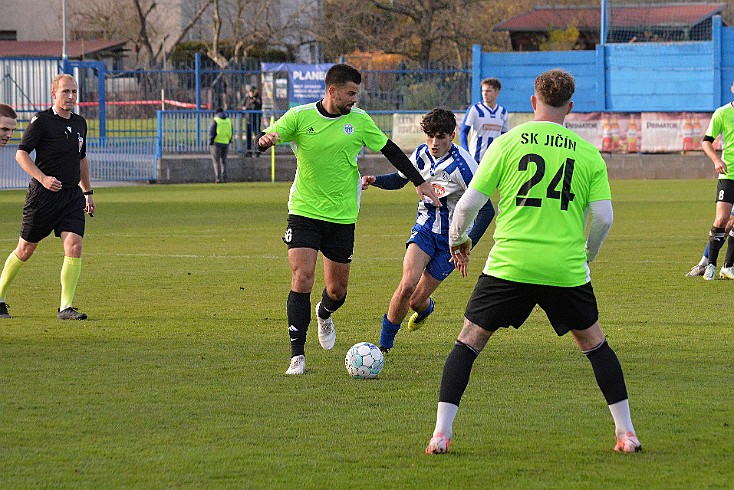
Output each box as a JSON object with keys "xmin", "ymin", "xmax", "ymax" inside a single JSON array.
[
  {"xmin": 20, "ymin": 182, "xmax": 85, "ymax": 243},
  {"xmin": 282, "ymin": 214, "xmax": 355, "ymax": 263},
  {"xmin": 464, "ymin": 275, "xmax": 599, "ymax": 336},
  {"xmin": 715, "ymin": 179, "xmax": 734, "ymax": 204}
]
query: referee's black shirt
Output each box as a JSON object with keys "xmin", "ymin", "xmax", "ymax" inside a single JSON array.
[{"xmin": 18, "ymin": 108, "xmax": 87, "ymax": 189}]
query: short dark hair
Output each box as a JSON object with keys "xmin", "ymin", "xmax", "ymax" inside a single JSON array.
[
  {"xmin": 0, "ymin": 103, "xmax": 16, "ymax": 119},
  {"xmin": 481, "ymin": 77, "xmax": 501, "ymax": 91},
  {"xmin": 534, "ymin": 69, "xmax": 575, "ymax": 108},
  {"xmin": 325, "ymin": 64, "xmax": 361, "ymax": 87},
  {"xmin": 420, "ymin": 108, "xmax": 456, "ymax": 136}
]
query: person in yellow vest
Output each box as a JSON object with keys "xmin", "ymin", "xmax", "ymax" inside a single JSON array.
[{"xmin": 208, "ymin": 108, "xmax": 233, "ymax": 183}]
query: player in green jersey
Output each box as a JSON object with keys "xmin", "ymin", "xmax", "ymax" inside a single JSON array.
[
  {"xmin": 696, "ymin": 80, "xmax": 734, "ymax": 280},
  {"xmin": 257, "ymin": 63, "xmax": 441, "ymax": 375},
  {"xmin": 425, "ymin": 69, "xmax": 641, "ymax": 455}
]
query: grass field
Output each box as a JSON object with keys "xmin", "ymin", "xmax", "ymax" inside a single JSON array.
[{"xmin": 0, "ymin": 180, "xmax": 732, "ymax": 488}]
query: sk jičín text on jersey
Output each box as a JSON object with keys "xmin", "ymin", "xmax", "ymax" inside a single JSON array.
[{"xmin": 521, "ymin": 132, "xmax": 577, "ymax": 152}]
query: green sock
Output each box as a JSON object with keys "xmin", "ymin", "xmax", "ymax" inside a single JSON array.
[
  {"xmin": 0, "ymin": 252, "xmax": 25, "ymax": 302},
  {"xmin": 60, "ymin": 256, "xmax": 82, "ymax": 310}
]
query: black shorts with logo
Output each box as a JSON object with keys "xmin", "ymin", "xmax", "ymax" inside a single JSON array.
[
  {"xmin": 20, "ymin": 181, "xmax": 85, "ymax": 243},
  {"xmin": 282, "ymin": 214, "xmax": 355, "ymax": 264},
  {"xmin": 464, "ymin": 274, "xmax": 599, "ymax": 336},
  {"xmin": 715, "ymin": 179, "xmax": 734, "ymax": 204}
]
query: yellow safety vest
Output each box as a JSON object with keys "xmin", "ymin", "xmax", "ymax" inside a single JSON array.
[{"xmin": 213, "ymin": 116, "xmax": 232, "ymax": 144}]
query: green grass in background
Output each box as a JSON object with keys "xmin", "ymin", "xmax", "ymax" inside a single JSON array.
[{"xmin": 0, "ymin": 180, "xmax": 731, "ymax": 488}]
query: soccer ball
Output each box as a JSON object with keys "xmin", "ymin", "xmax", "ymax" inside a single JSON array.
[{"xmin": 345, "ymin": 342, "xmax": 384, "ymax": 379}]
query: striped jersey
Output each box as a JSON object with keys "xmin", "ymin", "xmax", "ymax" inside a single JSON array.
[
  {"xmin": 460, "ymin": 102, "xmax": 510, "ymax": 163},
  {"xmin": 397, "ymin": 143, "xmax": 478, "ymax": 236}
]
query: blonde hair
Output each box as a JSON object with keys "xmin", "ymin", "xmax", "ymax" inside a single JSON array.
[{"xmin": 51, "ymin": 74, "xmax": 76, "ymax": 93}]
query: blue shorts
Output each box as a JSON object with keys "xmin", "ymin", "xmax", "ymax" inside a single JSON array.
[{"xmin": 406, "ymin": 224, "xmax": 454, "ymax": 281}]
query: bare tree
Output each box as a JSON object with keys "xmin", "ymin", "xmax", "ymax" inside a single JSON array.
[
  {"xmin": 70, "ymin": 0, "xmax": 213, "ymax": 67},
  {"xmin": 317, "ymin": 0, "xmax": 535, "ymax": 65},
  {"xmin": 204, "ymin": 0, "xmax": 317, "ymax": 64}
]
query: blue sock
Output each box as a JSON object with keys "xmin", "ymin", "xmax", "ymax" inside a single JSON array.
[
  {"xmin": 380, "ymin": 314, "xmax": 401, "ymax": 349},
  {"xmin": 415, "ymin": 297, "xmax": 435, "ymax": 323}
]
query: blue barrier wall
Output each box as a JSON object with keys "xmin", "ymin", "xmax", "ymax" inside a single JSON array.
[
  {"xmin": 473, "ymin": 16, "xmax": 733, "ymax": 113},
  {"xmin": 719, "ymin": 21, "xmax": 734, "ymax": 104}
]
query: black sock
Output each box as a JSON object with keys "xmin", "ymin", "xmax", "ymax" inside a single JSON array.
[
  {"xmin": 724, "ymin": 233, "xmax": 734, "ymax": 268},
  {"xmin": 438, "ymin": 341, "xmax": 479, "ymax": 406},
  {"xmin": 707, "ymin": 226, "xmax": 726, "ymax": 266},
  {"xmin": 287, "ymin": 291, "xmax": 310, "ymax": 357},
  {"xmin": 317, "ymin": 288, "xmax": 346, "ymax": 319},
  {"xmin": 583, "ymin": 339, "xmax": 628, "ymax": 405}
]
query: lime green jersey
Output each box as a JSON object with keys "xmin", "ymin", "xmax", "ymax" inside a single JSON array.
[
  {"xmin": 705, "ymin": 102, "xmax": 734, "ymax": 180},
  {"xmin": 471, "ymin": 120, "xmax": 612, "ymax": 286},
  {"xmin": 265, "ymin": 102, "xmax": 388, "ymax": 224}
]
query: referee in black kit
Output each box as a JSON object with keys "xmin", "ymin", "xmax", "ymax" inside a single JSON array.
[{"xmin": 0, "ymin": 74, "xmax": 96, "ymax": 320}]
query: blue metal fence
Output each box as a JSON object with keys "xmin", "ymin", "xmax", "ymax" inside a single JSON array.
[
  {"xmin": 87, "ymin": 138, "xmax": 158, "ymax": 182},
  {"xmin": 156, "ymin": 108, "xmax": 432, "ymax": 157},
  {"xmin": 0, "ymin": 146, "xmax": 28, "ymax": 190},
  {"xmin": 0, "ymin": 139, "xmax": 157, "ymax": 190},
  {"xmin": 157, "ymin": 109, "xmax": 264, "ymax": 155},
  {"xmin": 2, "ymin": 55, "xmax": 470, "ymax": 159}
]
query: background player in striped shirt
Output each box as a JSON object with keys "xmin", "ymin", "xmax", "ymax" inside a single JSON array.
[
  {"xmin": 460, "ymin": 77, "xmax": 510, "ymax": 163},
  {"xmin": 361, "ymin": 108, "xmax": 494, "ymax": 353}
]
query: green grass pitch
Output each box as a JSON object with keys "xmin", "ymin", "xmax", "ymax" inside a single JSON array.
[{"xmin": 0, "ymin": 180, "xmax": 732, "ymax": 488}]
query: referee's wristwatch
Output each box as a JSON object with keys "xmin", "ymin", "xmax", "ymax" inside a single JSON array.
[{"xmin": 83, "ymin": 190, "xmax": 94, "ymax": 196}]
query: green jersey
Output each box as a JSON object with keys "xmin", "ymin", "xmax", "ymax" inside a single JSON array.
[
  {"xmin": 705, "ymin": 102, "xmax": 734, "ymax": 180},
  {"xmin": 265, "ymin": 102, "xmax": 388, "ymax": 224},
  {"xmin": 471, "ymin": 120, "xmax": 611, "ymax": 287}
]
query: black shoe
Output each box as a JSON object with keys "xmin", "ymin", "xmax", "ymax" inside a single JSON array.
[
  {"xmin": 379, "ymin": 345, "xmax": 390, "ymax": 354},
  {"xmin": 57, "ymin": 306, "xmax": 87, "ymax": 320},
  {"xmin": 0, "ymin": 302, "xmax": 10, "ymax": 318}
]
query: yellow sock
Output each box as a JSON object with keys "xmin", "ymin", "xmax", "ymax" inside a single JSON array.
[
  {"xmin": 60, "ymin": 256, "xmax": 82, "ymax": 310},
  {"xmin": 0, "ymin": 252, "xmax": 25, "ymax": 302}
]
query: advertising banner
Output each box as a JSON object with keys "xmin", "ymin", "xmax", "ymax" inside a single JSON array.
[
  {"xmin": 391, "ymin": 113, "xmax": 464, "ymax": 150},
  {"xmin": 261, "ymin": 63, "xmax": 334, "ymax": 110},
  {"xmin": 389, "ymin": 112, "xmax": 722, "ymax": 155},
  {"xmin": 639, "ymin": 113, "xmax": 719, "ymax": 153}
]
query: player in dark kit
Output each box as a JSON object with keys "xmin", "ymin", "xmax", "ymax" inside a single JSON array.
[{"xmin": 0, "ymin": 74, "xmax": 96, "ymax": 320}]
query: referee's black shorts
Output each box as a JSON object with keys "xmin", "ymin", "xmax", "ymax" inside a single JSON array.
[
  {"xmin": 20, "ymin": 182, "xmax": 85, "ymax": 243},
  {"xmin": 464, "ymin": 274, "xmax": 599, "ymax": 336}
]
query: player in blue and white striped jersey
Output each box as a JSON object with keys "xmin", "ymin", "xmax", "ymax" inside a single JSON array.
[
  {"xmin": 460, "ymin": 77, "xmax": 510, "ymax": 163},
  {"xmin": 361, "ymin": 108, "xmax": 495, "ymax": 352}
]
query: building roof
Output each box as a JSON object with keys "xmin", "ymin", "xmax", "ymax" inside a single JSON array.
[
  {"xmin": 495, "ymin": 3, "xmax": 725, "ymax": 31},
  {"xmin": 0, "ymin": 40, "xmax": 128, "ymax": 58}
]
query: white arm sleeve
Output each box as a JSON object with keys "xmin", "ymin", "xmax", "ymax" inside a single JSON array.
[
  {"xmin": 585, "ymin": 199, "xmax": 613, "ymax": 263},
  {"xmin": 450, "ymin": 187, "xmax": 490, "ymax": 247}
]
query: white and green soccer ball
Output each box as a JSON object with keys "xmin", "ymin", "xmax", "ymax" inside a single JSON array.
[{"xmin": 345, "ymin": 342, "xmax": 384, "ymax": 379}]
